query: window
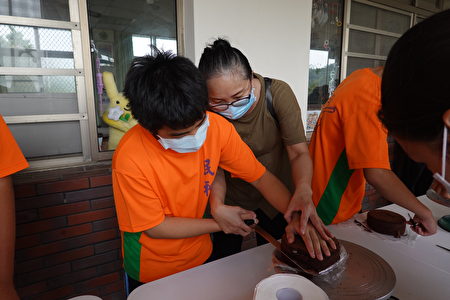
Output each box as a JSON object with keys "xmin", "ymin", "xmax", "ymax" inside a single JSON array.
[
  {"xmin": 342, "ymin": 0, "xmax": 413, "ymax": 78},
  {"xmin": 307, "ymin": 0, "xmax": 345, "ymax": 131},
  {"xmin": 0, "ymin": 0, "xmax": 180, "ymax": 168},
  {"xmin": 88, "ymin": 0, "xmax": 178, "ymax": 153},
  {"xmin": 0, "ymin": 0, "xmax": 89, "ymax": 167},
  {"xmin": 306, "ymin": 0, "xmax": 443, "ymax": 132}
]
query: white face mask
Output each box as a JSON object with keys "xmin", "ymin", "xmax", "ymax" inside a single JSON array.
[
  {"xmin": 433, "ymin": 126, "xmax": 450, "ymax": 194},
  {"xmin": 157, "ymin": 115, "xmax": 209, "ymax": 153}
]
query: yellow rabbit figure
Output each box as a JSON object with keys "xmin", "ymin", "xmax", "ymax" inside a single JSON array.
[{"xmin": 102, "ymin": 72, "xmax": 137, "ymax": 150}]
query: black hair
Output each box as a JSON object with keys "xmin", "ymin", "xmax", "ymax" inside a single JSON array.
[
  {"xmin": 198, "ymin": 38, "xmax": 252, "ymax": 81},
  {"xmin": 379, "ymin": 9, "xmax": 450, "ymax": 142},
  {"xmin": 123, "ymin": 50, "xmax": 208, "ymax": 134}
]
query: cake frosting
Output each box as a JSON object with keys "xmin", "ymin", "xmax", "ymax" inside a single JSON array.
[
  {"xmin": 367, "ymin": 209, "xmax": 406, "ymax": 238},
  {"xmin": 280, "ymin": 234, "xmax": 341, "ymax": 273}
]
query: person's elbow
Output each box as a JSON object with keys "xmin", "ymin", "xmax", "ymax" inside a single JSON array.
[
  {"xmin": 249, "ymin": 170, "xmax": 268, "ymax": 189},
  {"xmin": 363, "ymin": 168, "xmax": 391, "ymax": 186}
]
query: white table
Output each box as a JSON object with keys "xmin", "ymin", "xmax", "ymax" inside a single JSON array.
[{"xmin": 128, "ymin": 196, "xmax": 450, "ymax": 300}]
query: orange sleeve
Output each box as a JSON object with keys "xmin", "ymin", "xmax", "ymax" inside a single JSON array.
[
  {"xmin": 112, "ymin": 169, "xmax": 165, "ymax": 233},
  {"xmin": 342, "ymin": 98, "xmax": 390, "ymax": 170},
  {"xmin": 0, "ymin": 116, "xmax": 28, "ymax": 178},
  {"xmin": 218, "ymin": 120, "xmax": 266, "ymax": 182}
]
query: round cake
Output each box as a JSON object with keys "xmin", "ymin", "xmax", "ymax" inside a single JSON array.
[
  {"xmin": 366, "ymin": 209, "xmax": 406, "ymax": 238},
  {"xmin": 280, "ymin": 234, "xmax": 341, "ymax": 273}
]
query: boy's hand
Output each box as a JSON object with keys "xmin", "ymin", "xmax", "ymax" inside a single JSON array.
[
  {"xmin": 284, "ymin": 189, "xmax": 334, "ymax": 241},
  {"xmin": 285, "ymin": 212, "xmax": 336, "ymax": 261},
  {"xmin": 211, "ymin": 204, "xmax": 257, "ymax": 236},
  {"xmin": 409, "ymin": 211, "xmax": 437, "ymax": 236}
]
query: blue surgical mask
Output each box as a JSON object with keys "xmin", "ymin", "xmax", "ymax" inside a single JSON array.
[
  {"xmin": 219, "ymin": 88, "xmax": 256, "ymax": 120},
  {"xmin": 157, "ymin": 115, "xmax": 209, "ymax": 153}
]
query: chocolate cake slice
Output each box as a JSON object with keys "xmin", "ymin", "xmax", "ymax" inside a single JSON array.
[
  {"xmin": 367, "ymin": 209, "xmax": 406, "ymax": 238},
  {"xmin": 280, "ymin": 234, "xmax": 341, "ymax": 273}
]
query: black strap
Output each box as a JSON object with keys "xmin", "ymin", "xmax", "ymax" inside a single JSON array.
[{"xmin": 264, "ymin": 77, "xmax": 279, "ymax": 126}]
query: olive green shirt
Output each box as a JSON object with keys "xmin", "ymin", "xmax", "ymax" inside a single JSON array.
[{"xmin": 224, "ymin": 73, "xmax": 306, "ymax": 218}]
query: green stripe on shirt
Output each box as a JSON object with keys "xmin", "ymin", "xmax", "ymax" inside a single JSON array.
[
  {"xmin": 123, "ymin": 231, "xmax": 143, "ymax": 281},
  {"xmin": 316, "ymin": 150, "xmax": 354, "ymax": 225}
]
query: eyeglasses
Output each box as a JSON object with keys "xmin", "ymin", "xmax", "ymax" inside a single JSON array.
[
  {"xmin": 209, "ymin": 81, "xmax": 253, "ymax": 112},
  {"xmin": 209, "ymin": 96, "xmax": 251, "ymax": 112}
]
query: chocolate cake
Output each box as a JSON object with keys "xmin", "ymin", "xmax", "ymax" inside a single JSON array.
[
  {"xmin": 280, "ymin": 234, "xmax": 341, "ymax": 273},
  {"xmin": 367, "ymin": 209, "xmax": 406, "ymax": 238}
]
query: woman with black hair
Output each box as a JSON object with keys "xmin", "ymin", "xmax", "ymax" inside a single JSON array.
[
  {"xmin": 199, "ymin": 38, "xmax": 334, "ymax": 260},
  {"xmin": 379, "ymin": 9, "xmax": 450, "ymax": 206}
]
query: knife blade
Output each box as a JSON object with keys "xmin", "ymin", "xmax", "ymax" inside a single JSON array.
[
  {"xmin": 436, "ymin": 244, "xmax": 450, "ymax": 252},
  {"xmin": 252, "ymin": 224, "xmax": 319, "ymax": 276}
]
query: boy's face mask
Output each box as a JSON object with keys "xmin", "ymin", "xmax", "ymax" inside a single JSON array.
[{"xmin": 157, "ymin": 115, "xmax": 209, "ymax": 153}]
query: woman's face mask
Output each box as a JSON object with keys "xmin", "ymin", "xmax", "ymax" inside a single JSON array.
[
  {"xmin": 208, "ymin": 78, "xmax": 256, "ymax": 120},
  {"xmin": 215, "ymin": 88, "xmax": 256, "ymax": 120},
  {"xmin": 157, "ymin": 115, "xmax": 209, "ymax": 153}
]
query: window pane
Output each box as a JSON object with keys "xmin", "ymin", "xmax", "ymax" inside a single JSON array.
[
  {"xmin": 0, "ymin": 0, "xmax": 70, "ymax": 21},
  {"xmin": 8, "ymin": 121, "xmax": 82, "ymax": 158},
  {"xmin": 415, "ymin": 0, "xmax": 440, "ymax": 10},
  {"xmin": 0, "ymin": 89, "xmax": 78, "ymax": 117},
  {"xmin": 350, "ymin": 1, "xmax": 410, "ymax": 34},
  {"xmin": 0, "ymin": 75, "xmax": 76, "ymax": 94},
  {"xmin": 349, "ymin": 29, "xmax": 398, "ymax": 56},
  {"xmin": 346, "ymin": 57, "xmax": 385, "ymax": 76},
  {"xmin": 308, "ymin": 0, "xmax": 344, "ymax": 112},
  {"xmin": 88, "ymin": 0, "xmax": 178, "ymax": 151},
  {"xmin": 0, "ymin": 24, "xmax": 74, "ymax": 69}
]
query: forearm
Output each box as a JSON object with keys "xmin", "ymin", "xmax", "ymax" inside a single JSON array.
[
  {"xmin": 145, "ymin": 216, "xmax": 221, "ymax": 239},
  {"xmin": 209, "ymin": 168, "xmax": 226, "ymax": 212},
  {"xmin": 364, "ymin": 168, "xmax": 432, "ymax": 217},
  {"xmin": 250, "ymin": 171, "xmax": 291, "ymax": 213},
  {"xmin": 0, "ymin": 176, "xmax": 16, "ymax": 287},
  {"xmin": 290, "ymin": 151, "xmax": 313, "ymax": 196}
]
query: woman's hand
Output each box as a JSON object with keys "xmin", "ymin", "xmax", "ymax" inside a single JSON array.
[
  {"xmin": 284, "ymin": 186, "xmax": 334, "ymax": 241},
  {"xmin": 285, "ymin": 212, "xmax": 336, "ymax": 260}
]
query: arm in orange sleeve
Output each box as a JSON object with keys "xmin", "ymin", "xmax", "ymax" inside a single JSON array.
[
  {"xmin": 114, "ymin": 170, "xmax": 222, "ymax": 239},
  {"xmin": 144, "ymin": 216, "xmax": 221, "ymax": 239},
  {"xmin": 0, "ymin": 176, "xmax": 20, "ymax": 300}
]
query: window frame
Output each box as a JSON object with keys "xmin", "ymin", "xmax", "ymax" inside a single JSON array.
[
  {"xmin": 340, "ymin": 0, "xmax": 434, "ymax": 80},
  {"xmin": 0, "ymin": 0, "xmax": 185, "ymax": 169}
]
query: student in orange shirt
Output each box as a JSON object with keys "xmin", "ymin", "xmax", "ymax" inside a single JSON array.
[
  {"xmin": 309, "ymin": 67, "xmax": 436, "ymax": 235},
  {"xmin": 113, "ymin": 51, "xmax": 321, "ymax": 294},
  {"xmin": 0, "ymin": 115, "xmax": 29, "ymax": 300}
]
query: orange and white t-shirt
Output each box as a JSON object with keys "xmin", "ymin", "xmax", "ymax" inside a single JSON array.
[
  {"xmin": 112, "ymin": 111, "xmax": 266, "ymax": 282},
  {"xmin": 0, "ymin": 115, "xmax": 28, "ymax": 178},
  {"xmin": 309, "ymin": 68, "xmax": 390, "ymax": 225}
]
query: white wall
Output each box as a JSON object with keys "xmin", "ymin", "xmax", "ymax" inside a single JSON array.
[{"xmin": 187, "ymin": 0, "xmax": 312, "ymax": 127}]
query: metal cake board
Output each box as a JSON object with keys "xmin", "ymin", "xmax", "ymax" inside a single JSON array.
[{"xmin": 274, "ymin": 239, "xmax": 396, "ymax": 300}]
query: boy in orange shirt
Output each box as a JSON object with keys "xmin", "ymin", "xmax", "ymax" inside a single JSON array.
[
  {"xmin": 0, "ymin": 115, "xmax": 29, "ymax": 300},
  {"xmin": 309, "ymin": 67, "xmax": 435, "ymax": 235},
  {"xmin": 113, "ymin": 51, "xmax": 318, "ymax": 294}
]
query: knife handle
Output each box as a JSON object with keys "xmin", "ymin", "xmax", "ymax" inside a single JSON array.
[{"xmin": 244, "ymin": 219, "xmax": 255, "ymax": 226}]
